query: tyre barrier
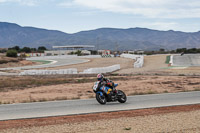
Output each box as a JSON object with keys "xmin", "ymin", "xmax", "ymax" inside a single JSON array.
[
  {"xmin": 120, "ymin": 54, "xmax": 144, "ymax": 68},
  {"xmin": 19, "ymin": 68, "xmax": 78, "ymax": 75},
  {"xmin": 81, "ymin": 64, "xmax": 120, "ymax": 74},
  {"xmin": 101, "ymin": 54, "xmax": 114, "ymax": 58}
]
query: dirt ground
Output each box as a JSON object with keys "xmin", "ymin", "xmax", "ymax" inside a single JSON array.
[
  {"xmin": 1, "ymin": 104, "xmax": 200, "ymax": 133},
  {"xmin": 164, "ymin": 66, "xmax": 200, "ymax": 75},
  {"xmin": 117, "ymin": 54, "xmax": 169, "ymax": 74},
  {"xmin": 45, "ymin": 54, "xmax": 200, "ymax": 75},
  {"xmin": 0, "ymin": 57, "xmax": 39, "ymax": 68},
  {"xmin": 0, "ymin": 75, "xmax": 199, "ymax": 104},
  {"xmin": 43, "ymin": 55, "xmax": 167, "ymax": 73}
]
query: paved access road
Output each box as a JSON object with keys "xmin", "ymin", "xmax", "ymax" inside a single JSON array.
[
  {"xmin": 0, "ymin": 55, "xmax": 101, "ymax": 71},
  {"xmin": 0, "ymin": 58, "xmax": 89, "ymax": 71},
  {"xmin": 173, "ymin": 54, "xmax": 200, "ymax": 66},
  {"xmin": 0, "ymin": 91, "xmax": 200, "ymax": 121}
]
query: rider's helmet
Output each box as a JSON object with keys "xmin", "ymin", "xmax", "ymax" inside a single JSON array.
[{"xmin": 97, "ymin": 73, "xmax": 104, "ymax": 81}]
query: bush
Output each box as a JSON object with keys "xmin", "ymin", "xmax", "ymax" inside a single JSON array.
[
  {"xmin": 6, "ymin": 49, "xmax": 18, "ymax": 57},
  {"xmin": 75, "ymin": 50, "xmax": 82, "ymax": 56},
  {"xmin": 0, "ymin": 60, "xmax": 8, "ymax": 64}
]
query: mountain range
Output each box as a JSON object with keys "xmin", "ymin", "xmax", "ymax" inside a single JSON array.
[{"xmin": 0, "ymin": 22, "xmax": 200, "ymax": 51}]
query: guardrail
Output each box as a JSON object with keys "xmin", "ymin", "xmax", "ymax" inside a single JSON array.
[
  {"xmin": 19, "ymin": 68, "xmax": 78, "ymax": 75},
  {"xmin": 120, "ymin": 54, "xmax": 144, "ymax": 68},
  {"xmin": 81, "ymin": 64, "xmax": 120, "ymax": 74}
]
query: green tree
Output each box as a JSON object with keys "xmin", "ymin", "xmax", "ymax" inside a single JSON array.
[
  {"xmin": 75, "ymin": 50, "xmax": 82, "ymax": 56},
  {"xmin": 31, "ymin": 48, "xmax": 37, "ymax": 52},
  {"xmin": 159, "ymin": 49, "xmax": 165, "ymax": 52},
  {"xmin": 38, "ymin": 46, "xmax": 47, "ymax": 53},
  {"xmin": 6, "ymin": 49, "xmax": 18, "ymax": 57},
  {"xmin": 0, "ymin": 49, "xmax": 7, "ymax": 53},
  {"xmin": 176, "ymin": 48, "xmax": 187, "ymax": 53},
  {"xmin": 8, "ymin": 46, "xmax": 20, "ymax": 52},
  {"xmin": 21, "ymin": 47, "xmax": 31, "ymax": 53}
]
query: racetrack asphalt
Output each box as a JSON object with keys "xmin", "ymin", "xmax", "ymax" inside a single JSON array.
[
  {"xmin": 173, "ymin": 54, "xmax": 200, "ymax": 66},
  {"xmin": 0, "ymin": 91, "xmax": 200, "ymax": 121}
]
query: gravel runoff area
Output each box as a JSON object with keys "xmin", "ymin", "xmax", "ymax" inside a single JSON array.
[{"xmin": 0, "ymin": 104, "xmax": 200, "ymax": 133}]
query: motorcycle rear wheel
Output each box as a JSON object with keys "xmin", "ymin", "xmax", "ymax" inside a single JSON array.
[
  {"xmin": 117, "ymin": 90, "xmax": 127, "ymax": 103},
  {"xmin": 96, "ymin": 93, "xmax": 107, "ymax": 104}
]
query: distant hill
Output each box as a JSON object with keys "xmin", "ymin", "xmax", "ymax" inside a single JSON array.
[{"xmin": 0, "ymin": 22, "xmax": 200, "ymax": 51}]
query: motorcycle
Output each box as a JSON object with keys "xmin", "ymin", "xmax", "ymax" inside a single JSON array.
[{"xmin": 93, "ymin": 81, "xmax": 127, "ymax": 104}]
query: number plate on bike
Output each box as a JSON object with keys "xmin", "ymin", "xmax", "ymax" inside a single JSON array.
[{"xmin": 93, "ymin": 81, "xmax": 99, "ymax": 91}]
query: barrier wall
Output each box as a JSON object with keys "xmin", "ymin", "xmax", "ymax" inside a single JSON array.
[
  {"xmin": 134, "ymin": 56, "xmax": 144, "ymax": 68},
  {"xmin": 19, "ymin": 68, "xmax": 78, "ymax": 75},
  {"xmin": 120, "ymin": 54, "xmax": 144, "ymax": 68},
  {"xmin": 169, "ymin": 55, "xmax": 173, "ymax": 66},
  {"xmin": 27, "ymin": 55, "xmax": 102, "ymax": 61},
  {"xmin": 81, "ymin": 64, "xmax": 120, "ymax": 74}
]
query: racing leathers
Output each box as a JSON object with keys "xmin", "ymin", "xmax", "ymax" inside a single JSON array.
[{"xmin": 97, "ymin": 78, "xmax": 115, "ymax": 95}]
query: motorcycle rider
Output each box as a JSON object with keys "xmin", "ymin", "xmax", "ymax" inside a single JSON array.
[{"xmin": 97, "ymin": 73, "xmax": 115, "ymax": 95}]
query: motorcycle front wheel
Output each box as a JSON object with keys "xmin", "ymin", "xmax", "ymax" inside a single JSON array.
[
  {"xmin": 96, "ymin": 93, "xmax": 107, "ymax": 104},
  {"xmin": 117, "ymin": 90, "xmax": 127, "ymax": 103}
]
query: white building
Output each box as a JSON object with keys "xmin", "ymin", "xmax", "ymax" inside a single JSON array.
[{"xmin": 45, "ymin": 45, "xmax": 95, "ymax": 56}]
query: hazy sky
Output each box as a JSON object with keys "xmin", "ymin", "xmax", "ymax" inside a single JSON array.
[{"xmin": 0, "ymin": 0, "xmax": 200, "ymax": 33}]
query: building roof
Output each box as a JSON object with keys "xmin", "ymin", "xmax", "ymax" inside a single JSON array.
[{"xmin": 53, "ymin": 45, "xmax": 95, "ymax": 49}]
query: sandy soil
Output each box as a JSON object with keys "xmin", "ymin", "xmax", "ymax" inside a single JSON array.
[
  {"xmin": 0, "ymin": 75, "xmax": 199, "ymax": 104},
  {"xmin": 164, "ymin": 66, "xmax": 200, "ymax": 75},
  {"xmin": 1, "ymin": 104, "xmax": 200, "ymax": 133},
  {"xmin": 43, "ymin": 55, "xmax": 169, "ymax": 74},
  {"xmin": 0, "ymin": 59, "xmax": 39, "ymax": 68},
  {"xmin": 117, "ymin": 54, "xmax": 169, "ymax": 74}
]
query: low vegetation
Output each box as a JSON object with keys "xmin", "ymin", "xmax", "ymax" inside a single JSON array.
[
  {"xmin": 6, "ymin": 49, "xmax": 18, "ymax": 57},
  {"xmin": 0, "ymin": 75, "xmax": 128, "ymax": 92},
  {"xmin": 0, "ymin": 56, "xmax": 19, "ymax": 64},
  {"xmin": 8, "ymin": 46, "xmax": 47, "ymax": 53},
  {"xmin": 165, "ymin": 55, "xmax": 170, "ymax": 64}
]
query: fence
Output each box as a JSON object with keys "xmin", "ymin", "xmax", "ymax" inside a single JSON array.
[{"xmin": 19, "ymin": 68, "xmax": 78, "ymax": 75}]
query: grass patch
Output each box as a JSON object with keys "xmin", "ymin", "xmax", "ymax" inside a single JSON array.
[
  {"xmin": 128, "ymin": 92, "xmax": 146, "ymax": 96},
  {"xmin": 71, "ymin": 96, "xmax": 81, "ymax": 100},
  {"xmin": 0, "ymin": 75, "xmax": 128, "ymax": 92},
  {"xmin": 147, "ymin": 90, "xmax": 158, "ymax": 94},
  {"xmin": 88, "ymin": 95, "xmax": 95, "ymax": 98},
  {"xmin": 165, "ymin": 55, "xmax": 170, "ymax": 64},
  {"xmin": 163, "ymin": 90, "xmax": 169, "ymax": 93},
  {"xmin": 0, "ymin": 76, "xmax": 94, "ymax": 92},
  {"xmin": 124, "ymin": 127, "xmax": 131, "ymax": 130},
  {"xmin": 31, "ymin": 60, "xmax": 52, "ymax": 64},
  {"xmin": 194, "ymin": 88, "xmax": 200, "ymax": 91},
  {"xmin": 55, "ymin": 97, "xmax": 68, "ymax": 101},
  {"xmin": 129, "ymin": 90, "xmax": 159, "ymax": 96}
]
